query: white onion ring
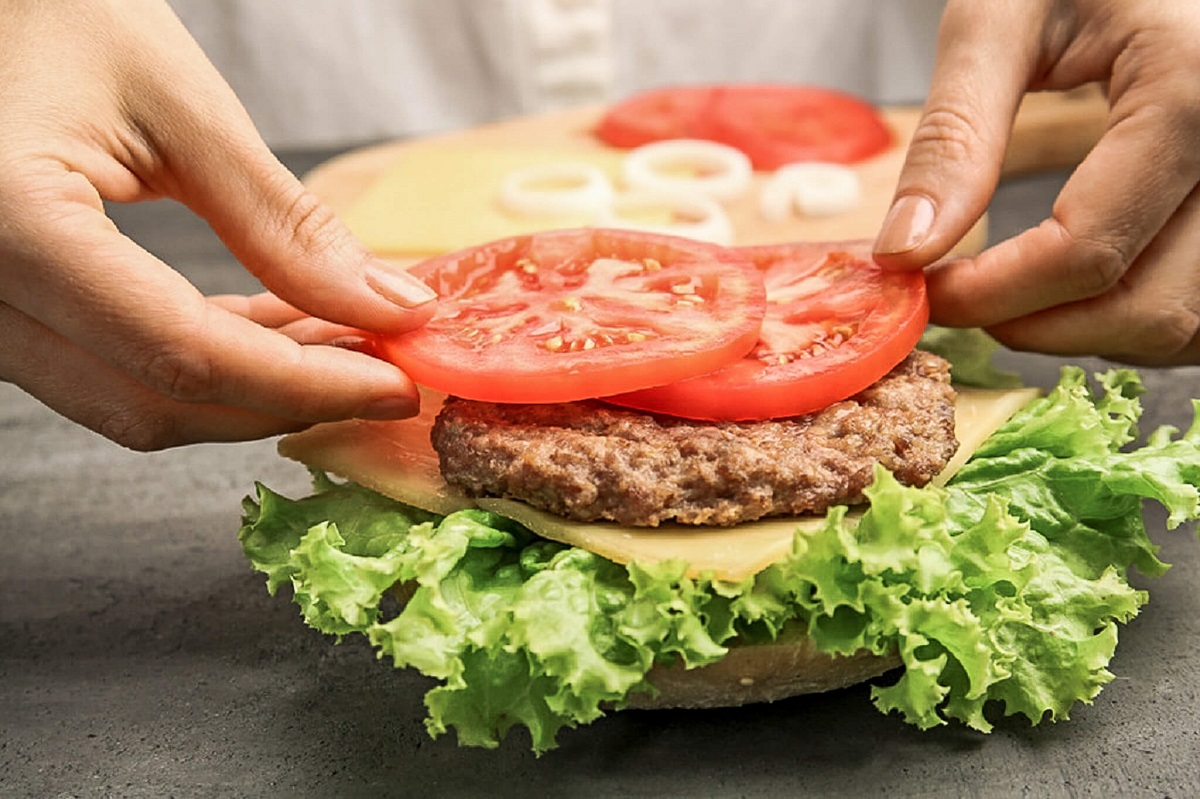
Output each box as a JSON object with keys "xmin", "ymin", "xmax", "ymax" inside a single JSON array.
[
  {"xmin": 498, "ymin": 162, "xmax": 616, "ymax": 218},
  {"xmin": 759, "ymin": 166, "xmax": 803, "ymax": 224},
  {"xmin": 758, "ymin": 162, "xmax": 861, "ymax": 221},
  {"xmin": 621, "ymin": 139, "xmax": 753, "ymax": 202},
  {"xmin": 596, "ymin": 190, "xmax": 734, "ymax": 246}
]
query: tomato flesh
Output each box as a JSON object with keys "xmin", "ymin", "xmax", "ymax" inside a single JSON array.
[
  {"xmin": 594, "ymin": 85, "xmax": 713, "ymax": 148},
  {"xmin": 697, "ymin": 85, "xmax": 893, "ymax": 169},
  {"xmin": 379, "ymin": 229, "xmax": 767, "ymax": 404},
  {"xmin": 603, "ymin": 241, "xmax": 928, "ymax": 420},
  {"xmin": 595, "ymin": 84, "xmax": 892, "ymax": 170}
]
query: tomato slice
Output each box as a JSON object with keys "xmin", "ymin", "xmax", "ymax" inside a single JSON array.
[
  {"xmin": 379, "ymin": 229, "xmax": 767, "ymax": 404},
  {"xmin": 594, "ymin": 85, "xmax": 713, "ymax": 148},
  {"xmin": 603, "ymin": 241, "xmax": 928, "ymax": 420},
  {"xmin": 696, "ymin": 85, "xmax": 893, "ymax": 169},
  {"xmin": 595, "ymin": 84, "xmax": 892, "ymax": 170}
]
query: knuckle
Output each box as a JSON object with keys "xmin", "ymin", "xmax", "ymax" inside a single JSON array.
[
  {"xmin": 134, "ymin": 327, "xmax": 220, "ymax": 405},
  {"xmin": 1117, "ymin": 35, "xmax": 1200, "ymax": 172},
  {"xmin": 1127, "ymin": 18, "xmax": 1200, "ymax": 83},
  {"xmin": 907, "ymin": 103, "xmax": 987, "ymax": 167},
  {"xmin": 1123, "ymin": 84, "xmax": 1200, "ymax": 155},
  {"xmin": 1153, "ymin": 96, "xmax": 1200, "ymax": 173},
  {"xmin": 272, "ymin": 181, "xmax": 349, "ymax": 259},
  {"xmin": 95, "ymin": 407, "xmax": 180, "ymax": 452},
  {"xmin": 0, "ymin": 171, "xmax": 70, "ymax": 243},
  {"xmin": 1126, "ymin": 304, "xmax": 1200, "ymax": 357},
  {"xmin": 1059, "ymin": 230, "xmax": 1131, "ymax": 298}
]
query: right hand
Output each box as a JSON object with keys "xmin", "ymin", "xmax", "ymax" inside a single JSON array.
[
  {"xmin": 874, "ymin": 0, "xmax": 1200, "ymax": 365},
  {"xmin": 0, "ymin": 0, "xmax": 437, "ymax": 450}
]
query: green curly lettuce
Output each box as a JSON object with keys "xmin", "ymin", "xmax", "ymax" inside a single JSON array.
[
  {"xmin": 917, "ymin": 325, "xmax": 1023, "ymax": 388},
  {"xmin": 238, "ymin": 367, "xmax": 1200, "ymax": 752}
]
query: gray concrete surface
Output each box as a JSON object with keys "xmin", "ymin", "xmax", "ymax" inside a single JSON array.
[{"xmin": 3, "ymin": 155, "xmax": 1199, "ymax": 798}]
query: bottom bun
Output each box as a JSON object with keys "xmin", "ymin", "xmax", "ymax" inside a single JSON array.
[
  {"xmin": 392, "ymin": 587, "xmax": 897, "ymax": 711},
  {"xmin": 628, "ymin": 624, "xmax": 901, "ymax": 710}
]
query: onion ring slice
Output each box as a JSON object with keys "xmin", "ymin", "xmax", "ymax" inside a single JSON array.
[
  {"xmin": 759, "ymin": 162, "xmax": 861, "ymax": 221},
  {"xmin": 621, "ymin": 139, "xmax": 753, "ymax": 202},
  {"xmin": 596, "ymin": 190, "xmax": 734, "ymax": 246},
  {"xmin": 498, "ymin": 162, "xmax": 616, "ymax": 218}
]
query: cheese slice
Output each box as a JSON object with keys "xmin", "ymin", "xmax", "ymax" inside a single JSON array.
[
  {"xmin": 278, "ymin": 386, "xmax": 1039, "ymax": 581},
  {"xmin": 339, "ymin": 141, "xmax": 627, "ymax": 256},
  {"xmin": 278, "ymin": 387, "xmax": 471, "ymax": 517}
]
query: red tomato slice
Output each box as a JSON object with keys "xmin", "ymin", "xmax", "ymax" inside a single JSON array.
[
  {"xmin": 595, "ymin": 84, "xmax": 892, "ymax": 170},
  {"xmin": 594, "ymin": 85, "xmax": 713, "ymax": 148},
  {"xmin": 696, "ymin": 85, "xmax": 893, "ymax": 169},
  {"xmin": 603, "ymin": 241, "xmax": 928, "ymax": 421},
  {"xmin": 379, "ymin": 229, "xmax": 767, "ymax": 404}
]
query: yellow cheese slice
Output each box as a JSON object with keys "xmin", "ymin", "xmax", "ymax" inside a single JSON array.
[
  {"xmin": 339, "ymin": 141, "xmax": 627, "ymax": 256},
  {"xmin": 278, "ymin": 385, "xmax": 1039, "ymax": 581},
  {"xmin": 277, "ymin": 387, "xmax": 471, "ymax": 517}
]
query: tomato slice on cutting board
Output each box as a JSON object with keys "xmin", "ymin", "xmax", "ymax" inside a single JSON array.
[
  {"xmin": 379, "ymin": 229, "xmax": 767, "ymax": 403},
  {"xmin": 696, "ymin": 84, "xmax": 893, "ymax": 169},
  {"xmin": 594, "ymin": 85, "xmax": 714, "ymax": 148},
  {"xmin": 595, "ymin": 84, "xmax": 893, "ymax": 170},
  {"xmin": 603, "ymin": 241, "xmax": 928, "ymax": 420}
]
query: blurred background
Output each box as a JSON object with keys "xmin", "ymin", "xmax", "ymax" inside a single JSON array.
[{"xmin": 168, "ymin": 0, "xmax": 946, "ymax": 148}]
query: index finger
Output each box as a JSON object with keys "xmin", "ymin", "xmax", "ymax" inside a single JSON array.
[
  {"xmin": 1, "ymin": 192, "xmax": 421, "ymax": 425},
  {"xmin": 73, "ymin": 0, "xmax": 438, "ymax": 336},
  {"xmin": 873, "ymin": 0, "xmax": 1043, "ymax": 269}
]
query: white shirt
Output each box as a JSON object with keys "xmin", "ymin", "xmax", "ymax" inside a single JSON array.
[{"xmin": 169, "ymin": 0, "xmax": 945, "ymax": 148}]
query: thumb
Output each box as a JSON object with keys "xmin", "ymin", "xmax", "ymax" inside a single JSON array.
[{"xmin": 873, "ymin": 1, "xmax": 1040, "ymax": 269}]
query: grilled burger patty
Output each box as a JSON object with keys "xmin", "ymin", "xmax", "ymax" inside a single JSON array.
[{"xmin": 431, "ymin": 350, "xmax": 958, "ymax": 527}]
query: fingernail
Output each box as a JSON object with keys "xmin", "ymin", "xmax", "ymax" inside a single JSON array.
[
  {"xmin": 326, "ymin": 335, "xmax": 373, "ymax": 354},
  {"xmin": 365, "ymin": 261, "xmax": 438, "ymax": 308},
  {"xmin": 358, "ymin": 394, "xmax": 420, "ymax": 420},
  {"xmin": 875, "ymin": 194, "xmax": 936, "ymax": 255}
]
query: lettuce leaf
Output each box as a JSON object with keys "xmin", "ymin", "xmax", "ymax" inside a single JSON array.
[
  {"xmin": 917, "ymin": 325, "xmax": 1023, "ymax": 388},
  {"xmin": 238, "ymin": 368, "xmax": 1200, "ymax": 752}
]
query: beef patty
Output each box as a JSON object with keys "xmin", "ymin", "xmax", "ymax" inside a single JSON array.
[{"xmin": 431, "ymin": 350, "xmax": 958, "ymax": 527}]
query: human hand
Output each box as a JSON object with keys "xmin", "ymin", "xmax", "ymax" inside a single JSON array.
[
  {"xmin": 0, "ymin": 0, "xmax": 437, "ymax": 450},
  {"xmin": 873, "ymin": 0, "xmax": 1200, "ymax": 365}
]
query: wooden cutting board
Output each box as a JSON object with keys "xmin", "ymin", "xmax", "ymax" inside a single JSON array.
[{"xmin": 304, "ymin": 85, "xmax": 1107, "ymax": 261}]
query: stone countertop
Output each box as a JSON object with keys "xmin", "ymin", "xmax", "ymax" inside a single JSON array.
[{"xmin": 2, "ymin": 152, "xmax": 1198, "ymax": 798}]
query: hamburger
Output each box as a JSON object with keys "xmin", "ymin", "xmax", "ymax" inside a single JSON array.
[{"xmin": 238, "ymin": 229, "xmax": 1200, "ymax": 753}]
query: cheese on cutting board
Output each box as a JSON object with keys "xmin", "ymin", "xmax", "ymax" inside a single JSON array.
[
  {"xmin": 334, "ymin": 133, "xmax": 943, "ymax": 257},
  {"xmin": 278, "ymin": 386, "xmax": 1039, "ymax": 582},
  {"xmin": 339, "ymin": 141, "xmax": 627, "ymax": 256}
]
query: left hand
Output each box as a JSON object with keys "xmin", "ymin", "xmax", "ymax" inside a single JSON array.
[{"xmin": 0, "ymin": 0, "xmax": 436, "ymax": 450}]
